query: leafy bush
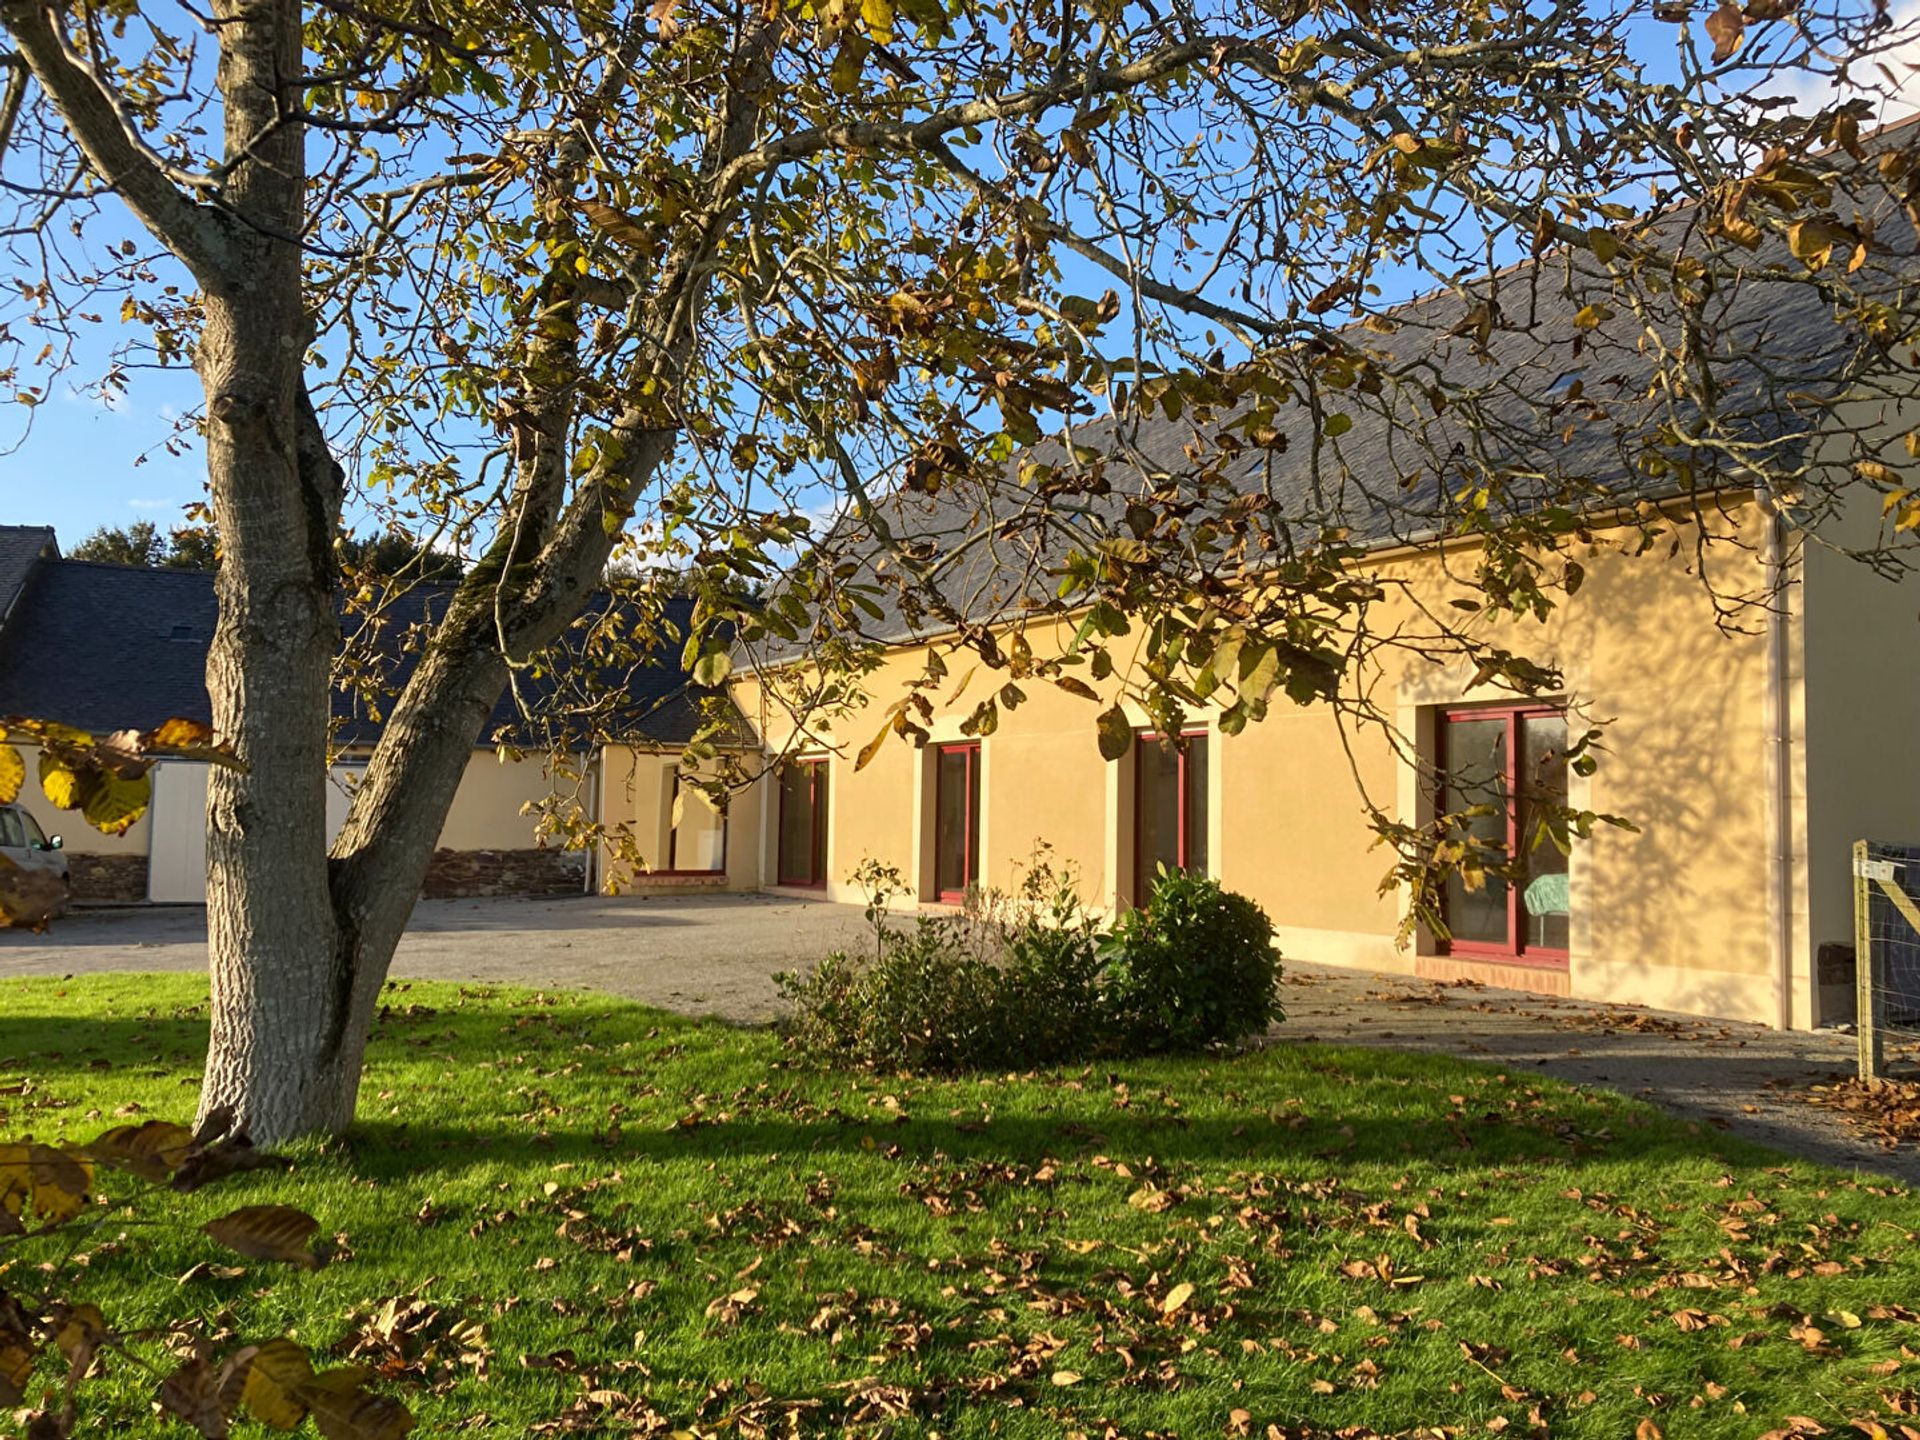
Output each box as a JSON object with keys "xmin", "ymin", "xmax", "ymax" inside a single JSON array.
[
  {"xmin": 778, "ymin": 852, "xmax": 1281, "ymax": 1072},
  {"xmin": 777, "ymin": 849, "xmax": 1108, "ymax": 1072},
  {"xmin": 979, "ymin": 867, "xmax": 1107, "ymax": 1067},
  {"xmin": 1101, "ymin": 867, "xmax": 1282, "ymax": 1052},
  {"xmin": 777, "ymin": 919, "xmax": 1007, "ymax": 1071}
]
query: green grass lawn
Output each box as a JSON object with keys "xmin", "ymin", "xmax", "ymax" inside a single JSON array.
[{"xmin": 2, "ymin": 973, "xmax": 1915, "ymax": 1439}]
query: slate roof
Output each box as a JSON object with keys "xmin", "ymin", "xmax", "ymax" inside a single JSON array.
[
  {"xmin": 751, "ymin": 138, "xmax": 1910, "ymax": 660},
  {"xmin": 0, "ymin": 555, "xmax": 734, "ymax": 747},
  {"xmin": 0, "ymin": 526, "xmax": 56, "ymax": 629}
]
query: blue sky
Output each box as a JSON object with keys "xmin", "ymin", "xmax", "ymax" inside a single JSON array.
[{"xmin": 2, "ymin": 362, "xmax": 207, "ymax": 548}]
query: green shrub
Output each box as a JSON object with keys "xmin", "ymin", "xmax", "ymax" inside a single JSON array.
[
  {"xmin": 778, "ymin": 853, "xmax": 1283, "ymax": 1072},
  {"xmin": 1100, "ymin": 867, "xmax": 1282, "ymax": 1052},
  {"xmin": 777, "ymin": 849, "xmax": 1107, "ymax": 1072},
  {"xmin": 982, "ymin": 867, "xmax": 1107, "ymax": 1067}
]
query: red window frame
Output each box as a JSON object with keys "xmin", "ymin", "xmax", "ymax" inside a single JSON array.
[
  {"xmin": 776, "ymin": 757, "xmax": 830, "ymax": 889},
  {"xmin": 933, "ymin": 742, "xmax": 980, "ymax": 903},
  {"xmin": 1134, "ymin": 729, "xmax": 1207, "ymax": 903},
  {"xmin": 1436, "ymin": 703, "xmax": 1568, "ymax": 968},
  {"xmin": 662, "ymin": 766, "xmax": 729, "ymax": 876}
]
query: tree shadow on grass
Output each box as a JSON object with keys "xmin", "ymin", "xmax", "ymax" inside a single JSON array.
[
  {"xmin": 0, "ymin": 992, "xmax": 1817, "ymax": 1193},
  {"xmin": 337, "ymin": 1086, "xmax": 1770, "ymax": 1189}
]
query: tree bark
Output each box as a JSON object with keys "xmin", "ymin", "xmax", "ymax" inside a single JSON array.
[{"xmin": 193, "ymin": 0, "xmax": 349, "ymax": 1143}]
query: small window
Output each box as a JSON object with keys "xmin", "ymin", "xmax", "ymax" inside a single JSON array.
[
  {"xmin": 1135, "ymin": 730, "xmax": 1207, "ymax": 900},
  {"xmin": 777, "ymin": 757, "xmax": 829, "ymax": 887},
  {"xmin": 667, "ymin": 767, "xmax": 727, "ymax": 874},
  {"xmin": 17, "ymin": 809, "xmax": 46, "ymax": 848},
  {"xmin": 1436, "ymin": 705, "xmax": 1569, "ymax": 964},
  {"xmin": 0, "ymin": 809, "xmax": 23, "ymax": 849},
  {"xmin": 933, "ymin": 742, "xmax": 980, "ymax": 901}
]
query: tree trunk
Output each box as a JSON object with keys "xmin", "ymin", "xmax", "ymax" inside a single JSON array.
[
  {"xmin": 194, "ymin": 0, "xmax": 349, "ymax": 1144},
  {"xmin": 193, "ymin": 4, "xmax": 737, "ymax": 1142}
]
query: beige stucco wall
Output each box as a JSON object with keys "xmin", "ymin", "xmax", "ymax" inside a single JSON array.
[
  {"xmin": 734, "ymin": 649, "xmax": 1120, "ymax": 908},
  {"xmin": 596, "ymin": 745, "xmax": 762, "ymax": 892},
  {"xmin": 433, "ymin": 749, "xmax": 580, "ymax": 851},
  {"xmin": 737, "ymin": 496, "xmax": 1822, "ymax": 1026}
]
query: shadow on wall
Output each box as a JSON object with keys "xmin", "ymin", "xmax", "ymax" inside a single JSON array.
[{"xmin": 1550, "ymin": 554, "xmax": 1779, "ymax": 1025}]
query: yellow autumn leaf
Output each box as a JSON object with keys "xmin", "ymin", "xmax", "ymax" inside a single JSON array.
[
  {"xmin": 241, "ymin": 1338, "xmax": 315, "ymax": 1431},
  {"xmin": 81, "ymin": 770, "xmax": 151, "ymax": 836},
  {"xmin": 37, "ymin": 752, "xmax": 81, "ymax": 810}
]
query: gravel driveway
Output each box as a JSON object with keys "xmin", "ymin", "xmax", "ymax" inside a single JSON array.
[
  {"xmin": 0, "ymin": 892, "xmax": 874, "ymax": 1022},
  {"xmin": 1, "ymin": 894, "xmax": 1905, "ymax": 1183}
]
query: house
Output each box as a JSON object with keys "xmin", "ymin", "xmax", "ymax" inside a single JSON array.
[
  {"xmin": 0, "ymin": 533, "xmax": 753, "ymax": 903},
  {"xmin": 653, "ymin": 177, "xmax": 1920, "ymax": 1034}
]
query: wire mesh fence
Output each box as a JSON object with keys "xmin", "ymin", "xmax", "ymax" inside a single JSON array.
[{"xmin": 1852, "ymin": 839, "xmax": 1920, "ymax": 1081}]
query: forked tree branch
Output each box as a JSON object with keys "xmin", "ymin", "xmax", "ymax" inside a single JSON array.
[{"xmin": 0, "ymin": 0, "xmax": 236, "ymax": 284}]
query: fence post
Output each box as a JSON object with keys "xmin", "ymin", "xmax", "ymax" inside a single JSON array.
[{"xmin": 1855, "ymin": 839, "xmax": 1884, "ymax": 1084}]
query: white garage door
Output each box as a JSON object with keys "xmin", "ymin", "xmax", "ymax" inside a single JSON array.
[{"xmin": 147, "ymin": 761, "xmax": 364, "ymax": 903}]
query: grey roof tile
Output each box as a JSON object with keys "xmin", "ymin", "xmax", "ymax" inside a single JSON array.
[
  {"xmin": 0, "ymin": 525, "xmax": 57, "ymax": 629},
  {"xmin": 0, "ymin": 558, "xmax": 734, "ymax": 747}
]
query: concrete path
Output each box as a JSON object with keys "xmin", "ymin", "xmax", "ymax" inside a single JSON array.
[
  {"xmin": 1, "ymin": 894, "xmax": 1904, "ymax": 1183},
  {"xmin": 1272, "ymin": 965, "xmax": 1911, "ymax": 1184}
]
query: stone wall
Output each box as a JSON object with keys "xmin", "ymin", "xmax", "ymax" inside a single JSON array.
[
  {"xmin": 422, "ymin": 847, "xmax": 585, "ymax": 899},
  {"xmin": 68, "ymin": 854, "xmax": 149, "ymax": 904}
]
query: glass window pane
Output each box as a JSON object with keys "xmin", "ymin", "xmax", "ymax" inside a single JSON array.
[
  {"xmin": 1184, "ymin": 737, "xmax": 1209, "ymax": 875},
  {"xmin": 672, "ymin": 770, "xmax": 727, "ymax": 872},
  {"xmin": 1518, "ymin": 714, "xmax": 1570, "ymax": 951},
  {"xmin": 1441, "ymin": 717, "xmax": 1510, "ymax": 946},
  {"xmin": 0, "ymin": 810, "xmax": 21, "ymax": 848},
  {"xmin": 18, "ymin": 809, "xmax": 44, "ymax": 847},
  {"xmin": 1138, "ymin": 737, "xmax": 1182, "ymax": 886},
  {"xmin": 934, "ymin": 747, "xmax": 975, "ymax": 895},
  {"xmin": 778, "ymin": 762, "xmax": 818, "ymax": 884}
]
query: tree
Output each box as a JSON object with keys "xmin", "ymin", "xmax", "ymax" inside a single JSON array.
[
  {"xmin": 67, "ymin": 520, "xmax": 207, "ymax": 569},
  {"xmin": 68, "ymin": 521, "xmax": 164, "ymax": 568},
  {"xmin": 72, "ymin": 521, "xmax": 458, "ymax": 581},
  {"xmin": 2, "ymin": 0, "xmax": 1917, "ymax": 1140},
  {"xmin": 336, "ymin": 532, "xmax": 464, "ymax": 585}
]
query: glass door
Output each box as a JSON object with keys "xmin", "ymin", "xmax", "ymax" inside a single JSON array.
[
  {"xmin": 933, "ymin": 743, "xmax": 980, "ymax": 901},
  {"xmin": 777, "ymin": 758, "xmax": 829, "ymax": 887},
  {"xmin": 1438, "ymin": 706, "xmax": 1569, "ymax": 966}
]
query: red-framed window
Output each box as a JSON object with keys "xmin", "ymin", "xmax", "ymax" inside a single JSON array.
[
  {"xmin": 1135, "ymin": 729, "xmax": 1208, "ymax": 902},
  {"xmin": 776, "ymin": 757, "xmax": 830, "ymax": 888},
  {"xmin": 663, "ymin": 766, "xmax": 728, "ymax": 875},
  {"xmin": 933, "ymin": 742, "xmax": 981, "ymax": 902},
  {"xmin": 1436, "ymin": 703, "xmax": 1570, "ymax": 967}
]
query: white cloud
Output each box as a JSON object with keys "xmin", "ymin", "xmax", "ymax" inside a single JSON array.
[
  {"xmin": 1768, "ymin": 0, "xmax": 1920, "ymax": 123},
  {"xmin": 58, "ymin": 382, "xmax": 129, "ymax": 414}
]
